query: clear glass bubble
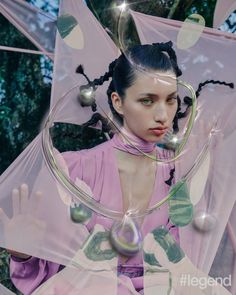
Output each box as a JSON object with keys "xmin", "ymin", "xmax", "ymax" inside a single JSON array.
[{"xmin": 42, "ymin": 82, "xmax": 212, "ymax": 223}]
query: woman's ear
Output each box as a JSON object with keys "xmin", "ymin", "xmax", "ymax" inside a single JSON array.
[{"xmin": 111, "ymin": 92, "xmax": 124, "ymax": 116}]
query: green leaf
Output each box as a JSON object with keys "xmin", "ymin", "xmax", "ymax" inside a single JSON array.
[
  {"xmin": 168, "ymin": 181, "xmax": 193, "ymax": 226},
  {"xmin": 57, "ymin": 14, "xmax": 78, "ymax": 39},
  {"xmin": 152, "ymin": 226, "xmax": 185, "ymax": 263}
]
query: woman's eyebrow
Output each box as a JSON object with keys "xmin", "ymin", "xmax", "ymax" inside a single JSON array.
[
  {"xmin": 138, "ymin": 91, "xmax": 177, "ymax": 98},
  {"xmin": 167, "ymin": 91, "xmax": 177, "ymax": 97},
  {"xmin": 138, "ymin": 93, "xmax": 158, "ymax": 98}
]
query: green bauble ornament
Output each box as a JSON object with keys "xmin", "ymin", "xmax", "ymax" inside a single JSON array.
[{"xmin": 70, "ymin": 203, "xmax": 92, "ymax": 223}]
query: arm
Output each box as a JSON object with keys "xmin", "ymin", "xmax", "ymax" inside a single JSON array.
[
  {"xmin": 10, "ymin": 256, "xmax": 62, "ymax": 295},
  {"xmin": 8, "ymin": 151, "xmax": 85, "ymax": 295},
  {"xmin": 6, "ymin": 184, "xmax": 61, "ymax": 294}
]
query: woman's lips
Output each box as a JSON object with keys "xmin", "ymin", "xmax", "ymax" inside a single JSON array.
[{"xmin": 149, "ymin": 128, "xmax": 168, "ymax": 136}]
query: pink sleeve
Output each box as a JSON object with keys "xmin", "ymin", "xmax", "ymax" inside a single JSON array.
[
  {"xmin": 10, "ymin": 256, "xmax": 62, "ymax": 295},
  {"xmin": 9, "ymin": 151, "xmax": 87, "ymax": 294}
]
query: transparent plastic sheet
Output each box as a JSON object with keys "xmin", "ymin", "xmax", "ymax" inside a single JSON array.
[
  {"xmin": 36, "ymin": 74, "xmax": 234, "ymax": 293},
  {"xmin": 0, "ymin": 1, "xmax": 236, "ymax": 295},
  {"xmin": 226, "ymin": 204, "xmax": 236, "ymax": 293},
  {"xmin": 130, "ymin": 9, "xmax": 236, "ymax": 293},
  {"xmin": 0, "ymin": 0, "xmax": 56, "ymax": 56},
  {"xmin": 0, "ymin": 284, "xmax": 15, "ymax": 295},
  {"xmin": 210, "ymin": 224, "xmax": 236, "ymax": 293},
  {"xmin": 213, "ymin": 0, "xmax": 236, "ymax": 28},
  {"xmin": 0, "ymin": 0, "xmax": 150, "ymax": 294},
  {"xmin": 50, "ymin": 0, "xmax": 119, "ymax": 118},
  {"xmin": 0, "ymin": 0, "xmax": 119, "ymax": 262}
]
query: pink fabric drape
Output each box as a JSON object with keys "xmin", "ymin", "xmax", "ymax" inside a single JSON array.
[
  {"xmin": 0, "ymin": 284, "xmax": 15, "ymax": 295},
  {"xmin": 131, "ymin": 10, "xmax": 236, "ymax": 293},
  {"xmin": 213, "ymin": 0, "xmax": 236, "ymax": 28},
  {"xmin": 0, "ymin": 0, "xmax": 119, "ymax": 267},
  {"xmin": 49, "ymin": 0, "xmax": 119, "ymax": 120},
  {"xmin": 227, "ymin": 204, "xmax": 236, "ymax": 293},
  {"xmin": 0, "ymin": 0, "xmax": 56, "ymax": 59},
  {"xmin": 1, "ymin": 0, "xmax": 236, "ymax": 293}
]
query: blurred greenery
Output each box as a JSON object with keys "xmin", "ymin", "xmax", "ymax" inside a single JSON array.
[
  {"xmin": 87, "ymin": 0, "xmax": 218, "ymax": 47},
  {"xmin": 0, "ymin": 0, "xmax": 227, "ymax": 293},
  {"xmin": 51, "ymin": 123, "xmax": 108, "ymax": 152},
  {"xmin": 0, "ymin": 1, "xmax": 57, "ymax": 293},
  {"xmin": 0, "ymin": 14, "xmax": 52, "ymax": 174},
  {"xmin": 0, "ymin": 249, "xmax": 22, "ymax": 294}
]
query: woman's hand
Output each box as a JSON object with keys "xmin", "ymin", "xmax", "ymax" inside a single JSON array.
[{"xmin": 0, "ymin": 184, "xmax": 46, "ymax": 258}]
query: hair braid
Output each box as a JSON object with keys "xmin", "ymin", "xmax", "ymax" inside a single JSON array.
[
  {"xmin": 172, "ymin": 95, "xmax": 181, "ymax": 133},
  {"xmin": 76, "ymin": 59, "xmax": 118, "ymax": 113},
  {"xmin": 196, "ymin": 80, "xmax": 234, "ymax": 97},
  {"xmin": 76, "ymin": 59, "xmax": 119, "ymax": 134},
  {"xmin": 90, "ymin": 59, "xmax": 118, "ymax": 88},
  {"xmin": 177, "ymin": 79, "xmax": 235, "ymax": 120}
]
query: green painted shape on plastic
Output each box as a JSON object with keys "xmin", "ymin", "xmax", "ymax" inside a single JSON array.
[
  {"xmin": 84, "ymin": 231, "xmax": 117, "ymax": 261},
  {"xmin": 144, "ymin": 251, "xmax": 161, "ymax": 267},
  {"xmin": 168, "ymin": 180, "xmax": 193, "ymax": 226},
  {"xmin": 57, "ymin": 14, "xmax": 78, "ymax": 39},
  {"xmin": 152, "ymin": 226, "xmax": 185, "ymax": 263}
]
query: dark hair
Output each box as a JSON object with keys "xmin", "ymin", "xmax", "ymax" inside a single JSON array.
[
  {"xmin": 76, "ymin": 41, "xmax": 234, "ymax": 135},
  {"xmin": 77, "ymin": 41, "xmax": 182, "ymax": 126},
  {"xmin": 108, "ymin": 41, "xmax": 181, "ymax": 124}
]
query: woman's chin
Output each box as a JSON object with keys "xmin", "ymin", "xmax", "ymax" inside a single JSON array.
[{"xmin": 145, "ymin": 133, "xmax": 165, "ymax": 143}]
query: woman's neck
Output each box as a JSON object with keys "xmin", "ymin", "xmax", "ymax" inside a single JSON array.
[{"xmin": 112, "ymin": 127, "xmax": 156, "ymax": 156}]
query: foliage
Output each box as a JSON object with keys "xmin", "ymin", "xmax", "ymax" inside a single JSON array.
[
  {"xmin": 0, "ymin": 14, "xmax": 52, "ymax": 174},
  {"xmin": 0, "ymin": 3, "xmax": 53, "ymax": 293},
  {"xmin": 26, "ymin": 0, "xmax": 59, "ymax": 15},
  {"xmin": 0, "ymin": 249, "xmax": 22, "ymax": 294},
  {"xmin": 87, "ymin": 0, "xmax": 218, "ymax": 46},
  {"xmin": 51, "ymin": 123, "xmax": 107, "ymax": 152}
]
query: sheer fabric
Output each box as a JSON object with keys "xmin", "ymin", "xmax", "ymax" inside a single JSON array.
[
  {"xmin": 0, "ymin": 0, "xmax": 236, "ymax": 294},
  {"xmin": 213, "ymin": 0, "xmax": 236, "ymax": 28},
  {"xmin": 0, "ymin": 0, "xmax": 56, "ymax": 58},
  {"xmin": 132, "ymin": 10, "xmax": 236, "ymax": 293}
]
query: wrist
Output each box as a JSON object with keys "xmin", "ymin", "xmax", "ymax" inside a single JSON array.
[
  {"xmin": 11, "ymin": 255, "xmax": 32, "ymax": 263},
  {"xmin": 7, "ymin": 249, "xmax": 31, "ymax": 260}
]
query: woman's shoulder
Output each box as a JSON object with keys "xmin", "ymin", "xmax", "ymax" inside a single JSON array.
[
  {"xmin": 61, "ymin": 140, "xmax": 113, "ymax": 179},
  {"xmin": 63, "ymin": 139, "xmax": 112, "ymax": 160}
]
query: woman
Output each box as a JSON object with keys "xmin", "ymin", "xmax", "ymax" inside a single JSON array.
[{"xmin": 9, "ymin": 41, "xmax": 183, "ymax": 294}]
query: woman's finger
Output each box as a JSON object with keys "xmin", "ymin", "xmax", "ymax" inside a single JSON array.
[
  {"xmin": 12, "ymin": 188, "xmax": 20, "ymax": 216},
  {"xmin": 20, "ymin": 183, "xmax": 29, "ymax": 214}
]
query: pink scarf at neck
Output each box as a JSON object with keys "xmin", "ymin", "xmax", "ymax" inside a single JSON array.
[{"xmin": 111, "ymin": 127, "xmax": 156, "ymax": 155}]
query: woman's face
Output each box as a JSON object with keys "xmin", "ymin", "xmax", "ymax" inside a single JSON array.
[{"xmin": 112, "ymin": 70, "xmax": 178, "ymax": 143}]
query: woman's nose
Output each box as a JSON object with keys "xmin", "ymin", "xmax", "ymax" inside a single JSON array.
[{"xmin": 153, "ymin": 104, "xmax": 168, "ymax": 123}]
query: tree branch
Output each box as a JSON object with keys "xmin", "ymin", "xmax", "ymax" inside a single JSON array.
[{"xmin": 167, "ymin": 0, "xmax": 181, "ymax": 18}]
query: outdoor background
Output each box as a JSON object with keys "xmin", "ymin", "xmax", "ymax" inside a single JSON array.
[{"xmin": 0, "ymin": 0, "xmax": 235, "ymax": 293}]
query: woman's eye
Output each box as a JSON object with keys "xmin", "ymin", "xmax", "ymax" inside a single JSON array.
[
  {"xmin": 140, "ymin": 99, "xmax": 153, "ymax": 106},
  {"xmin": 167, "ymin": 97, "xmax": 177, "ymax": 104}
]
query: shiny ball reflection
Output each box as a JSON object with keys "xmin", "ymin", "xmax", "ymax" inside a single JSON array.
[
  {"xmin": 193, "ymin": 211, "xmax": 216, "ymax": 232},
  {"xmin": 163, "ymin": 132, "xmax": 180, "ymax": 151},
  {"xmin": 78, "ymin": 85, "xmax": 95, "ymax": 107}
]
